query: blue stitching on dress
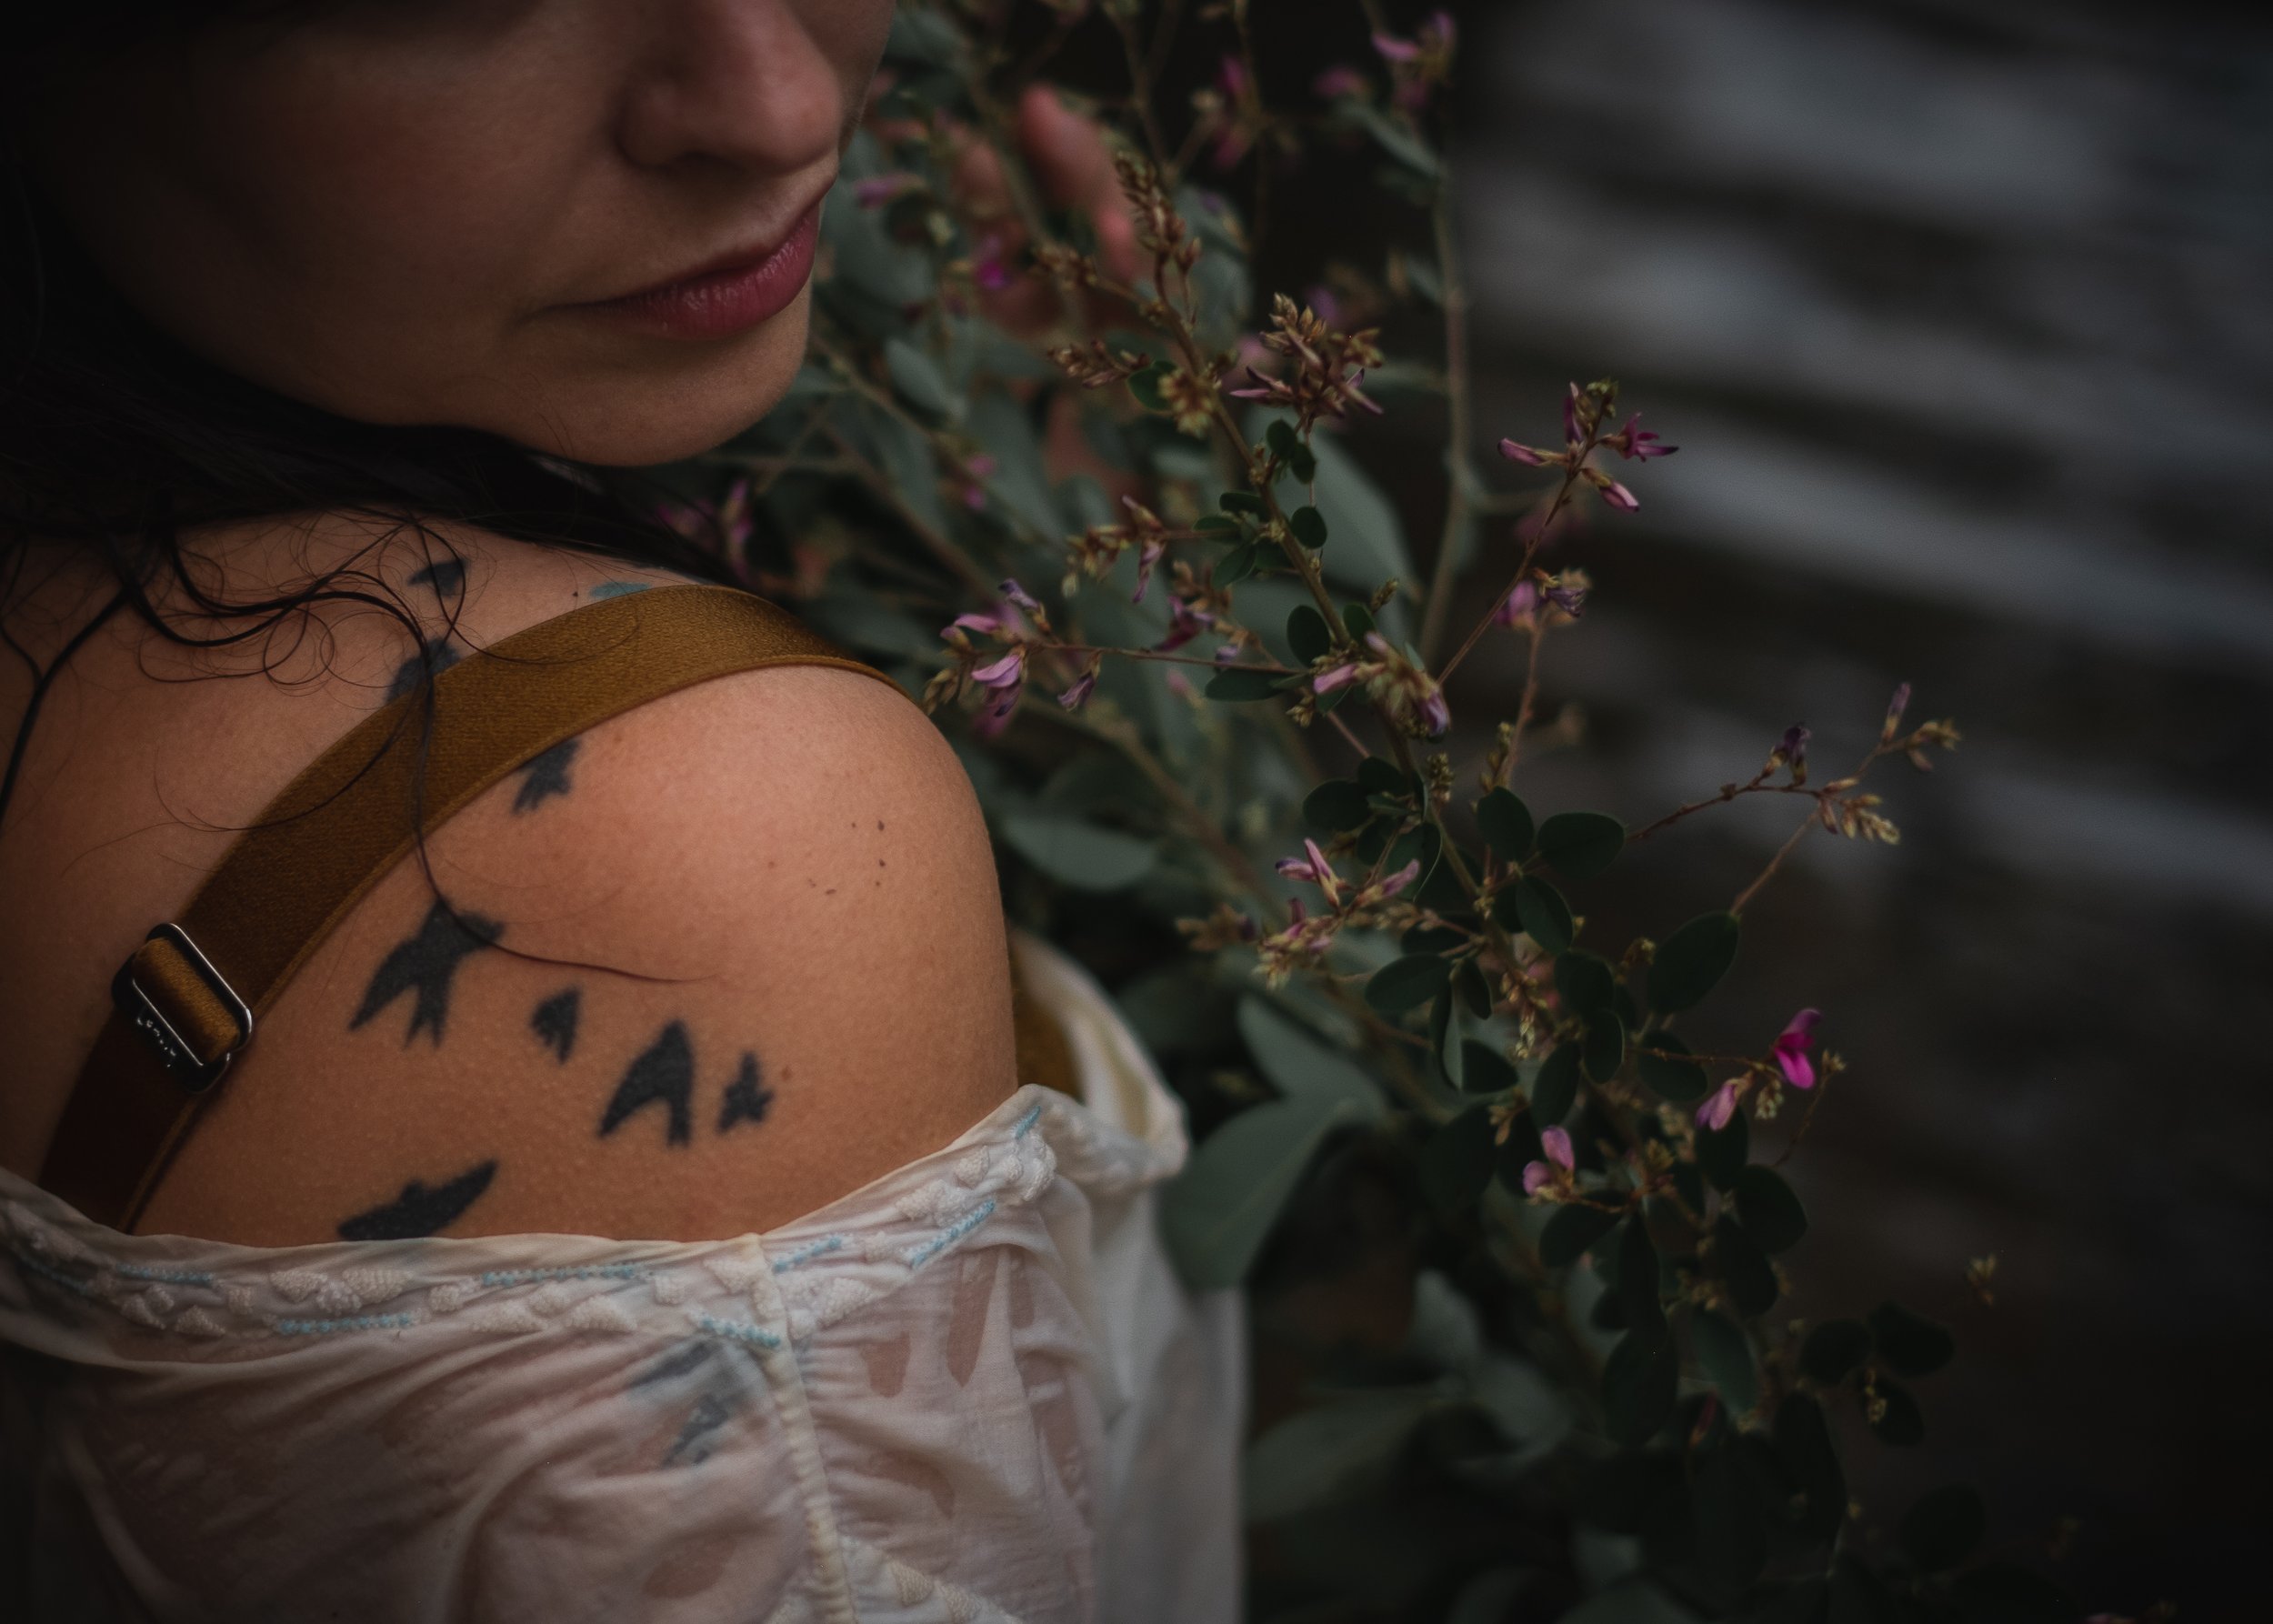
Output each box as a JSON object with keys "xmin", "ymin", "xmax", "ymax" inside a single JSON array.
[
  {"xmin": 693, "ymin": 1312, "xmax": 781, "ymax": 1349},
  {"xmin": 275, "ymin": 1312, "xmax": 416, "ymax": 1337},
  {"xmin": 770, "ymin": 1235, "xmax": 846, "ymax": 1273},
  {"xmin": 478, "ymin": 1264, "xmax": 646, "ymax": 1288},
  {"xmin": 117, "ymin": 1264, "xmax": 215, "ymax": 1287},
  {"xmin": 1013, "ymin": 1103, "xmax": 1044, "ymax": 1138},
  {"xmin": 13, "ymin": 1252, "xmax": 98, "ymax": 1297},
  {"xmin": 904, "ymin": 1198, "xmax": 997, "ymax": 1269}
]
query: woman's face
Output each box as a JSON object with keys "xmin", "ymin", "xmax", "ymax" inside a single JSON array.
[{"xmin": 24, "ymin": 0, "xmax": 893, "ymax": 466}]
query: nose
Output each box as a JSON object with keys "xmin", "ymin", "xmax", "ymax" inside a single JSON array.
[{"xmin": 615, "ymin": 0, "xmax": 846, "ymax": 176}]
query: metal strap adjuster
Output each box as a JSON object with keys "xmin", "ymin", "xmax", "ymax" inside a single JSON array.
[{"xmin": 111, "ymin": 923, "xmax": 254, "ymax": 1094}]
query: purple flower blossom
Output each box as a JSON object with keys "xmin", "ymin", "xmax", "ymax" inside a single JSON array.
[
  {"xmin": 1377, "ymin": 857, "xmax": 1423, "ymax": 898},
  {"xmin": 970, "ymin": 649, "xmax": 1026, "ymax": 689},
  {"xmin": 1522, "ymin": 1125, "xmax": 1576, "ymax": 1195},
  {"xmin": 1056, "ymin": 668, "xmax": 1097, "ymax": 712},
  {"xmin": 1696, "ymin": 1080, "xmax": 1742, "ymax": 1133},
  {"xmin": 1543, "ymin": 580, "xmax": 1587, "ymax": 618},
  {"xmin": 1603, "ymin": 414, "xmax": 1677, "ymax": 461},
  {"xmin": 973, "ymin": 684, "xmax": 1020, "ymax": 739},
  {"xmin": 1158, "ymin": 596, "xmax": 1215, "ymax": 651},
  {"xmin": 1492, "ymin": 581, "xmax": 1539, "ymax": 628},
  {"xmin": 1498, "ymin": 437, "xmax": 1554, "ymax": 467},
  {"xmin": 1213, "ymin": 641, "xmax": 1242, "ymax": 665},
  {"xmin": 1370, "ymin": 30, "xmax": 1421, "ymax": 62},
  {"xmin": 1312, "ymin": 660, "xmax": 1361, "ymax": 693},
  {"xmin": 972, "ymin": 234, "xmax": 1014, "ymax": 292},
  {"xmin": 1132, "ymin": 536, "xmax": 1168, "ymax": 605},
  {"xmin": 1772, "ymin": 1009, "xmax": 1823, "ymax": 1091},
  {"xmin": 1562, "ymin": 383, "xmax": 1584, "ymax": 446},
  {"xmin": 1594, "ymin": 477, "xmax": 1639, "ymax": 513},
  {"xmin": 997, "ymin": 577, "xmax": 1042, "ymax": 614}
]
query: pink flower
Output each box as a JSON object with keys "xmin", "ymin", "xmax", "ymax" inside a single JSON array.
[
  {"xmin": 1492, "ymin": 581, "xmax": 1539, "ymax": 628},
  {"xmin": 1213, "ymin": 641, "xmax": 1242, "ymax": 664},
  {"xmin": 1696, "ymin": 1080, "xmax": 1742, "ymax": 1133},
  {"xmin": 1772, "ymin": 1009, "xmax": 1822, "ymax": 1090},
  {"xmin": 1312, "ymin": 660, "xmax": 1361, "ymax": 693},
  {"xmin": 1370, "ymin": 30, "xmax": 1422, "ymax": 62},
  {"xmin": 1522, "ymin": 1125, "xmax": 1576, "ymax": 1195},
  {"xmin": 1498, "ymin": 437, "xmax": 1556, "ymax": 467},
  {"xmin": 1603, "ymin": 415, "xmax": 1677, "ymax": 461},
  {"xmin": 1542, "ymin": 580, "xmax": 1587, "ymax": 618},
  {"xmin": 1276, "ymin": 837, "xmax": 1341, "ymax": 894},
  {"xmin": 1056, "ymin": 667, "xmax": 1097, "ymax": 712},
  {"xmin": 1593, "ymin": 476, "xmax": 1639, "ymax": 513},
  {"xmin": 1377, "ymin": 857, "xmax": 1422, "ymax": 898},
  {"xmin": 972, "ymin": 234, "xmax": 1014, "ymax": 292},
  {"xmin": 1157, "ymin": 596, "xmax": 1215, "ymax": 651},
  {"xmin": 973, "ymin": 684, "xmax": 1020, "ymax": 739},
  {"xmin": 997, "ymin": 576, "xmax": 1041, "ymax": 614},
  {"xmin": 970, "ymin": 648, "xmax": 1026, "ymax": 689},
  {"xmin": 1131, "ymin": 536, "xmax": 1167, "ymax": 605}
]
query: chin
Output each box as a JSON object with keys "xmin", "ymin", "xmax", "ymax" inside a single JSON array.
[{"xmin": 476, "ymin": 288, "xmax": 816, "ymax": 469}]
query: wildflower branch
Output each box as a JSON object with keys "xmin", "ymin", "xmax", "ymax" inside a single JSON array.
[{"xmin": 1416, "ymin": 178, "xmax": 1477, "ymax": 666}]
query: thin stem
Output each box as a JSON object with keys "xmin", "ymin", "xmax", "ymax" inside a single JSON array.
[{"xmin": 1416, "ymin": 185, "xmax": 1476, "ymax": 666}]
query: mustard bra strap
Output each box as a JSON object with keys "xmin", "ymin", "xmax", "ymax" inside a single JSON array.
[{"xmin": 41, "ymin": 584, "xmax": 908, "ymax": 1233}]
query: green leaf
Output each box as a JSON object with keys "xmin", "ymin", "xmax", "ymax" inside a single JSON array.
[
  {"xmin": 1204, "ymin": 667, "xmax": 1286, "ymax": 701},
  {"xmin": 1429, "ymin": 986, "xmax": 1462, "ymax": 1088},
  {"xmin": 1237, "ymin": 997, "xmax": 1382, "ymax": 1121},
  {"xmin": 1460, "ymin": 1040, "xmax": 1519, "ymax": 1097},
  {"xmin": 1219, "ymin": 488, "xmax": 1266, "ymax": 516},
  {"xmin": 1357, "ymin": 757, "xmax": 1409, "ymax": 797},
  {"xmin": 1286, "ymin": 605, "xmax": 1332, "ymax": 664},
  {"xmin": 1266, "ymin": 418, "xmax": 1301, "ymax": 459},
  {"xmin": 1774, "ymin": 1395, "xmax": 1847, "ymax": 1544},
  {"xmin": 997, "ymin": 811, "xmax": 1156, "ymax": 891},
  {"xmin": 1584, "ymin": 1011, "xmax": 1627, "ymax": 1083},
  {"xmin": 1289, "ymin": 505, "xmax": 1328, "ymax": 548},
  {"xmin": 1303, "ymin": 779, "xmax": 1371, "ymax": 832},
  {"xmin": 1420, "ymin": 1107, "xmax": 1498, "ymax": 1216},
  {"xmin": 1697, "ymin": 1112, "xmax": 1748, "ymax": 1191},
  {"xmin": 1195, "ymin": 512, "xmax": 1242, "ymax": 536},
  {"xmin": 1286, "ymin": 441, "xmax": 1318, "ymax": 484},
  {"xmin": 1868, "ymin": 1377, "xmax": 1926, "ymax": 1446},
  {"xmin": 1539, "ymin": 1202, "xmax": 1619, "ymax": 1266},
  {"xmin": 1477, "ymin": 788, "xmax": 1535, "ymax": 864},
  {"xmin": 1602, "ymin": 1321, "xmax": 1677, "ymax": 1446},
  {"xmin": 1341, "ymin": 601, "xmax": 1376, "ymax": 641},
  {"xmin": 1255, "ymin": 408, "xmax": 1414, "ymax": 602},
  {"xmin": 1617, "ymin": 1217, "xmax": 1664, "ymax": 1335},
  {"xmin": 1635, "ymin": 1034, "xmax": 1709, "ymax": 1103},
  {"xmin": 1689, "ymin": 1310, "xmax": 1758, "ymax": 1417},
  {"xmin": 1713, "ymin": 1214, "xmax": 1779, "ymax": 1318},
  {"xmin": 1453, "ymin": 958, "xmax": 1493, "ymax": 1020},
  {"xmin": 1868, "ymin": 1301, "xmax": 1955, "ymax": 1378},
  {"xmin": 1216, "ymin": 540, "xmax": 1262, "ymax": 586},
  {"xmin": 1127, "ymin": 363, "xmax": 1171, "ymax": 412},
  {"xmin": 1365, "ymin": 953, "xmax": 1450, "ymax": 1015},
  {"xmin": 1733, "ymin": 1166, "xmax": 1807, "ymax": 1253},
  {"xmin": 1530, "ymin": 1042, "xmax": 1582, "ymax": 1125},
  {"xmin": 1536, "ymin": 811, "xmax": 1626, "ymax": 879},
  {"xmin": 1900, "ymin": 1483, "xmax": 1987, "ymax": 1571},
  {"xmin": 1383, "ymin": 821, "xmax": 1442, "ymax": 887},
  {"xmin": 1161, "ymin": 1093, "xmax": 1358, "ymax": 1289},
  {"xmin": 1800, "ymin": 1319, "xmax": 1872, "ymax": 1386},
  {"xmin": 1506, "ymin": 877, "xmax": 1574, "ymax": 953},
  {"xmin": 1346, "ymin": 101, "xmax": 1442, "ymax": 180},
  {"xmin": 1649, "ymin": 912, "xmax": 1742, "ymax": 1014},
  {"xmin": 1949, "ymin": 1565, "xmax": 2078, "ymax": 1624},
  {"xmin": 1554, "ymin": 951, "xmax": 1617, "ymax": 1017},
  {"xmin": 884, "ymin": 336, "xmax": 959, "ymax": 420},
  {"xmin": 1402, "ymin": 923, "xmax": 1466, "ymax": 954}
]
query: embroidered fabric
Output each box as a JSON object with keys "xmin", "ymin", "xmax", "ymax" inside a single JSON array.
[{"xmin": 0, "ymin": 930, "xmax": 1243, "ymax": 1624}]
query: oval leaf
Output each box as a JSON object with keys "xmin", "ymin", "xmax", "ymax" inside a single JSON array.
[
  {"xmin": 1536, "ymin": 811, "xmax": 1625, "ymax": 879},
  {"xmin": 1206, "ymin": 667, "xmax": 1287, "ymax": 701},
  {"xmin": 1868, "ymin": 1301, "xmax": 1956, "ymax": 1378},
  {"xmin": 1290, "ymin": 505, "xmax": 1328, "ymax": 548},
  {"xmin": 1690, "ymin": 1310, "xmax": 1758, "ymax": 1417},
  {"xmin": 1477, "ymin": 788, "xmax": 1536, "ymax": 864},
  {"xmin": 1160, "ymin": 1094, "xmax": 1357, "ymax": 1288},
  {"xmin": 1650, "ymin": 911, "xmax": 1741, "ymax": 1014},
  {"xmin": 1539, "ymin": 1202, "xmax": 1619, "ymax": 1266},
  {"xmin": 1237, "ymin": 997, "xmax": 1382, "ymax": 1120},
  {"xmin": 1733, "ymin": 1166, "xmax": 1807, "ymax": 1254},
  {"xmin": 1304, "ymin": 779, "xmax": 1372, "ymax": 832},
  {"xmin": 1713, "ymin": 1214, "xmax": 1779, "ymax": 1318},
  {"xmin": 1635, "ymin": 1034, "xmax": 1708, "ymax": 1103},
  {"xmin": 1365, "ymin": 953, "xmax": 1451, "ymax": 1015},
  {"xmin": 1602, "ymin": 1322, "xmax": 1677, "ymax": 1446},
  {"xmin": 1697, "ymin": 1112, "xmax": 1748, "ymax": 1191},
  {"xmin": 1530, "ymin": 1042, "xmax": 1582, "ymax": 1125},
  {"xmin": 1800, "ymin": 1318, "xmax": 1872, "ymax": 1386},
  {"xmin": 885, "ymin": 336, "xmax": 960, "ymax": 419},
  {"xmin": 1508, "ymin": 877, "xmax": 1574, "ymax": 953},
  {"xmin": 1554, "ymin": 950, "xmax": 1617, "ymax": 1017},
  {"xmin": 1287, "ymin": 604, "xmax": 1333, "ymax": 664},
  {"xmin": 1420, "ymin": 1107, "xmax": 1499, "ymax": 1217},
  {"xmin": 999, "ymin": 811, "xmax": 1156, "ymax": 891},
  {"xmin": 1583, "ymin": 1011, "xmax": 1627, "ymax": 1083}
]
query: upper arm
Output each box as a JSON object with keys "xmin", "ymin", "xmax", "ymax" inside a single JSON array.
[{"xmin": 135, "ymin": 660, "xmax": 1021, "ymax": 1246}]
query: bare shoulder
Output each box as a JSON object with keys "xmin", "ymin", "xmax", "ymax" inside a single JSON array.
[{"xmin": 105, "ymin": 522, "xmax": 1019, "ymax": 1246}]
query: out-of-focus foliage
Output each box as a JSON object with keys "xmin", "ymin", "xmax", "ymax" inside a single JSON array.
[{"xmin": 658, "ymin": 4, "xmax": 2088, "ymax": 1619}]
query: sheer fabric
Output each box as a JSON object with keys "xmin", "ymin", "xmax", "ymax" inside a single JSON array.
[{"xmin": 0, "ymin": 929, "xmax": 1242, "ymax": 1623}]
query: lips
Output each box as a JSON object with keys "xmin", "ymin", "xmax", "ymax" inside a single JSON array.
[{"xmin": 578, "ymin": 200, "xmax": 824, "ymax": 342}]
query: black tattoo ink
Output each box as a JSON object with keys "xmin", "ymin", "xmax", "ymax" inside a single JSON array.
[
  {"xmin": 407, "ymin": 558, "xmax": 466, "ymax": 599},
  {"xmin": 336, "ymin": 1159, "xmax": 496, "ymax": 1240},
  {"xmin": 350, "ymin": 899, "xmax": 504, "ymax": 1045},
  {"xmin": 512, "ymin": 737, "xmax": 580, "ymax": 813},
  {"xmin": 590, "ymin": 580, "xmax": 652, "ymax": 599},
  {"xmin": 384, "ymin": 636, "xmax": 462, "ymax": 703},
  {"xmin": 717, "ymin": 1052, "xmax": 774, "ymax": 1133},
  {"xmin": 601, "ymin": 1021, "xmax": 695, "ymax": 1146},
  {"xmin": 531, "ymin": 987, "xmax": 581, "ymax": 1063}
]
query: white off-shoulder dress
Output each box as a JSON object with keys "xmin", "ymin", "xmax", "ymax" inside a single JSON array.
[{"xmin": 0, "ymin": 929, "xmax": 1243, "ymax": 1624}]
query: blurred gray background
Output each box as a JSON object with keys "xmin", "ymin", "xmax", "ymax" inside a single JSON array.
[{"xmin": 1429, "ymin": 0, "xmax": 2270, "ymax": 1612}]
